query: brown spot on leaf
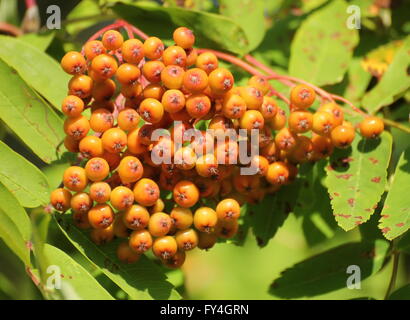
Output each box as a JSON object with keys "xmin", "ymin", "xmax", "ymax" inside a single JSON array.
[
  {"xmin": 369, "ymin": 157, "xmax": 379, "ymax": 164},
  {"xmin": 371, "ymin": 177, "xmax": 381, "ymax": 183},
  {"xmin": 332, "ymin": 32, "xmax": 341, "ymax": 39},
  {"xmin": 348, "ymin": 198, "xmax": 355, "ymax": 207},
  {"xmin": 381, "ymin": 214, "xmax": 390, "ymax": 219},
  {"xmin": 336, "ymin": 174, "xmax": 353, "ymax": 180},
  {"xmin": 336, "ymin": 214, "xmax": 352, "ymax": 219},
  {"xmin": 382, "ymin": 227, "xmax": 391, "ymax": 234},
  {"xmin": 334, "ymin": 192, "xmax": 340, "ymax": 197},
  {"xmin": 396, "ymin": 223, "xmax": 405, "ymax": 227}
]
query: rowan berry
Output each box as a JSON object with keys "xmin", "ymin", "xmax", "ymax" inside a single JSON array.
[
  {"xmin": 233, "ymin": 175, "xmax": 260, "ymax": 194},
  {"xmin": 183, "ymin": 68, "xmax": 208, "ymax": 93},
  {"xmin": 289, "ymin": 136, "xmax": 314, "ymax": 163},
  {"xmin": 196, "ymin": 52, "xmax": 218, "ymax": 74},
  {"xmin": 69, "ymin": 192, "xmax": 91, "ymax": 214},
  {"xmin": 161, "ymin": 65, "xmax": 185, "ymax": 89},
  {"xmin": 73, "ymin": 211, "xmax": 91, "ymax": 229},
  {"xmin": 312, "ymin": 111, "xmax": 337, "ymax": 136},
  {"xmin": 88, "ymin": 204, "xmax": 114, "ymax": 229},
  {"xmin": 185, "ymin": 94, "xmax": 211, "ymax": 118},
  {"xmin": 122, "ymin": 38, "xmax": 144, "ymax": 64},
  {"xmin": 64, "ymin": 135, "xmax": 80, "ymax": 153},
  {"xmin": 113, "ymin": 213, "xmax": 129, "ymax": 238},
  {"xmin": 117, "ymin": 241, "xmax": 141, "ymax": 264},
  {"xmin": 50, "ymin": 188, "xmax": 72, "ymax": 212},
  {"xmin": 63, "ymin": 166, "xmax": 88, "ymax": 192},
  {"xmin": 215, "ymin": 140, "xmax": 238, "ymax": 165},
  {"xmin": 148, "ymin": 212, "xmax": 173, "ymax": 237},
  {"xmin": 239, "ymin": 110, "xmax": 265, "ymax": 132},
  {"xmin": 84, "ymin": 40, "xmax": 106, "ymax": 61},
  {"xmin": 61, "ymin": 95, "xmax": 84, "ymax": 117},
  {"xmin": 110, "ymin": 186, "xmax": 134, "ymax": 210},
  {"xmin": 89, "ymin": 182, "xmax": 111, "ymax": 203},
  {"xmin": 61, "ymin": 51, "xmax": 86, "ymax": 75},
  {"xmin": 359, "ymin": 116, "xmax": 384, "ymax": 138},
  {"xmin": 249, "ymin": 155, "xmax": 269, "ymax": 176},
  {"xmin": 101, "ymin": 151, "xmax": 121, "ymax": 170},
  {"xmin": 123, "ymin": 204, "xmax": 150, "ymax": 230},
  {"xmin": 193, "ymin": 207, "xmax": 218, "ymax": 233},
  {"xmin": 118, "ymin": 156, "xmax": 143, "ymax": 184},
  {"xmin": 197, "ymin": 232, "xmax": 218, "ymax": 250},
  {"xmin": 172, "ymin": 27, "xmax": 195, "ymax": 49},
  {"xmin": 208, "ymin": 68, "xmax": 234, "ymax": 94},
  {"xmin": 85, "ymin": 157, "xmax": 109, "ymax": 182},
  {"xmin": 288, "ymin": 111, "xmax": 313, "ymax": 133},
  {"xmin": 268, "ymin": 108, "xmax": 286, "ymax": 131},
  {"xmin": 90, "ymin": 54, "xmax": 118, "ymax": 80},
  {"xmin": 153, "ymin": 236, "xmax": 177, "ymax": 260},
  {"xmin": 330, "ymin": 124, "xmax": 355, "ymax": 148},
  {"xmin": 68, "ymin": 75, "xmax": 93, "ymax": 99},
  {"xmin": 173, "ymin": 180, "xmax": 199, "ymax": 208},
  {"xmin": 138, "ymin": 98, "xmax": 164, "ymax": 124},
  {"xmin": 78, "ymin": 136, "xmax": 103, "ymax": 159},
  {"xmin": 174, "ymin": 146, "xmax": 197, "ymax": 171},
  {"xmin": 311, "ymin": 134, "xmax": 334, "ymax": 160},
  {"xmin": 290, "ymin": 84, "xmax": 316, "ymax": 109},
  {"xmin": 186, "ymin": 48, "xmax": 198, "ymax": 67},
  {"xmin": 101, "ymin": 30, "xmax": 123, "ymax": 50},
  {"xmin": 175, "ymin": 228, "xmax": 198, "ymax": 251},
  {"xmin": 143, "ymin": 83, "xmax": 165, "ymax": 100},
  {"xmin": 143, "ymin": 36, "xmax": 164, "ymax": 60},
  {"xmin": 129, "ymin": 230, "xmax": 153, "ymax": 254},
  {"xmin": 222, "ymin": 93, "xmax": 246, "ymax": 119},
  {"xmin": 133, "ymin": 178, "xmax": 160, "ymax": 206},
  {"xmin": 215, "ymin": 219, "xmax": 239, "ymax": 239},
  {"xmin": 151, "ymin": 136, "xmax": 175, "ymax": 163},
  {"xmin": 118, "ymin": 108, "xmax": 141, "ymax": 131},
  {"xmin": 208, "ymin": 114, "xmax": 234, "ymax": 133},
  {"xmin": 248, "ymin": 76, "xmax": 270, "ymax": 95},
  {"xmin": 150, "ymin": 198, "xmax": 165, "ymax": 214},
  {"xmin": 162, "ymin": 250, "xmax": 186, "ymax": 268},
  {"xmin": 160, "ymin": 89, "xmax": 184, "ymax": 114},
  {"xmin": 163, "ymin": 45, "xmax": 187, "ymax": 67},
  {"xmin": 266, "ymin": 161, "xmax": 290, "ymax": 185},
  {"xmin": 318, "ymin": 102, "xmax": 344, "ymax": 126},
  {"xmin": 101, "ymin": 128, "xmax": 127, "ymax": 153},
  {"xmin": 215, "ymin": 198, "xmax": 240, "ymax": 221},
  {"xmin": 240, "ymin": 86, "xmax": 264, "ymax": 110},
  {"xmin": 116, "ymin": 63, "xmax": 141, "ymax": 85},
  {"xmin": 92, "ymin": 78, "xmax": 116, "ymax": 101},
  {"xmin": 90, "ymin": 224, "xmax": 114, "ymax": 245},
  {"xmin": 195, "ymin": 153, "xmax": 219, "ymax": 178},
  {"xmin": 160, "ymin": 171, "xmax": 182, "ymax": 191},
  {"xmin": 89, "ymin": 108, "xmax": 113, "ymax": 133},
  {"xmin": 142, "ymin": 60, "xmax": 165, "ymax": 83}
]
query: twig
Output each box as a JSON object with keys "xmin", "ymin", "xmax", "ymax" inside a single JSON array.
[{"xmin": 384, "ymin": 248, "xmax": 400, "ymax": 300}]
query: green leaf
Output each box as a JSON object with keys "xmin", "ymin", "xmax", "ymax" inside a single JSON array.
[
  {"xmin": 289, "ymin": 0, "xmax": 359, "ymax": 86},
  {"xmin": 111, "ymin": 1, "xmax": 250, "ymax": 55},
  {"xmin": 218, "ymin": 0, "xmax": 266, "ymax": 51},
  {"xmin": 378, "ymin": 148, "xmax": 410, "ymax": 240},
  {"xmin": 0, "ymin": 182, "xmax": 31, "ymax": 266},
  {"xmin": 66, "ymin": 0, "xmax": 103, "ymax": 36},
  {"xmin": 42, "ymin": 244, "xmax": 114, "ymax": 300},
  {"xmin": 0, "ymin": 0, "xmax": 18, "ymax": 25},
  {"xmin": 388, "ymin": 284, "xmax": 410, "ymax": 300},
  {"xmin": 0, "ymin": 35, "xmax": 70, "ymax": 110},
  {"xmin": 18, "ymin": 31, "xmax": 55, "ymax": 51},
  {"xmin": 0, "ymin": 182, "xmax": 31, "ymax": 241},
  {"xmin": 270, "ymin": 240, "xmax": 389, "ymax": 298},
  {"xmin": 0, "ymin": 58, "xmax": 64, "ymax": 164},
  {"xmin": 0, "ymin": 140, "xmax": 50, "ymax": 208},
  {"xmin": 343, "ymin": 58, "xmax": 372, "ymax": 106},
  {"xmin": 295, "ymin": 162, "xmax": 337, "ymax": 246},
  {"xmin": 54, "ymin": 214, "xmax": 181, "ymax": 300},
  {"xmin": 325, "ymin": 132, "xmax": 392, "ymax": 231},
  {"xmin": 362, "ymin": 36, "xmax": 410, "ymax": 114},
  {"xmin": 250, "ymin": 182, "xmax": 301, "ymax": 247}
]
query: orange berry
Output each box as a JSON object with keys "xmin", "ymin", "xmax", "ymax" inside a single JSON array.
[
  {"xmin": 138, "ymin": 98, "xmax": 164, "ymax": 124},
  {"xmin": 85, "ymin": 157, "xmax": 109, "ymax": 182},
  {"xmin": 101, "ymin": 128, "xmax": 127, "ymax": 153},
  {"xmin": 312, "ymin": 111, "xmax": 337, "ymax": 136},
  {"xmin": 175, "ymin": 228, "xmax": 198, "ymax": 251},
  {"xmin": 240, "ymin": 86, "xmax": 263, "ymax": 110},
  {"xmin": 195, "ymin": 153, "xmax": 219, "ymax": 178},
  {"xmin": 359, "ymin": 116, "xmax": 384, "ymax": 138},
  {"xmin": 312, "ymin": 134, "xmax": 334, "ymax": 159},
  {"xmin": 90, "ymin": 224, "xmax": 114, "ymax": 244},
  {"xmin": 185, "ymin": 94, "xmax": 211, "ymax": 118},
  {"xmin": 193, "ymin": 207, "xmax": 218, "ymax": 233},
  {"xmin": 331, "ymin": 125, "xmax": 355, "ymax": 148},
  {"xmin": 88, "ymin": 204, "xmax": 114, "ymax": 229},
  {"xmin": 266, "ymin": 161, "xmax": 290, "ymax": 185},
  {"xmin": 61, "ymin": 95, "xmax": 84, "ymax": 117},
  {"xmin": 110, "ymin": 186, "xmax": 134, "ymax": 210},
  {"xmin": 248, "ymin": 75, "xmax": 270, "ymax": 95},
  {"xmin": 116, "ymin": 63, "xmax": 141, "ymax": 85},
  {"xmin": 268, "ymin": 108, "xmax": 286, "ymax": 130},
  {"xmin": 143, "ymin": 83, "xmax": 165, "ymax": 100},
  {"xmin": 186, "ymin": 48, "xmax": 198, "ymax": 67},
  {"xmin": 149, "ymin": 212, "xmax": 173, "ymax": 237},
  {"xmin": 249, "ymin": 155, "xmax": 269, "ymax": 176},
  {"xmin": 68, "ymin": 75, "xmax": 93, "ymax": 99},
  {"xmin": 183, "ymin": 68, "xmax": 208, "ymax": 93},
  {"xmin": 161, "ymin": 89, "xmax": 185, "ymax": 113},
  {"xmin": 117, "ymin": 108, "xmax": 141, "ymax": 131},
  {"xmin": 173, "ymin": 180, "xmax": 199, "ymax": 208},
  {"xmin": 163, "ymin": 46, "xmax": 187, "ymax": 67},
  {"xmin": 102, "ymin": 30, "xmax": 123, "ymax": 50},
  {"xmin": 122, "ymin": 38, "xmax": 144, "ymax": 64},
  {"xmin": 170, "ymin": 207, "xmax": 193, "ymax": 230},
  {"xmin": 239, "ymin": 110, "xmax": 264, "ymax": 132},
  {"xmin": 89, "ymin": 182, "xmax": 111, "ymax": 203},
  {"xmin": 70, "ymin": 192, "xmax": 92, "ymax": 213},
  {"xmin": 63, "ymin": 166, "xmax": 88, "ymax": 192},
  {"xmin": 196, "ymin": 52, "xmax": 218, "ymax": 74},
  {"xmin": 123, "ymin": 204, "xmax": 150, "ymax": 230},
  {"xmin": 73, "ymin": 211, "xmax": 91, "ymax": 230},
  {"xmin": 121, "ymin": 82, "xmax": 143, "ymax": 100},
  {"xmin": 129, "ymin": 230, "xmax": 153, "ymax": 253},
  {"xmin": 215, "ymin": 219, "xmax": 239, "ymax": 239},
  {"xmin": 101, "ymin": 151, "xmax": 121, "ymax": 170},
  {"xmin": 90, "ymin": 108, "xmax": 114, "ymax": 133},
  {"xmin": 90, "ymin": 54, "xmax": 118, "ymax": 80},
  {"xmin": 50, "ymin": 188, "xmax": 72, "ymax": 212},
  {"xmin": 290, "ymin": 84, "xmax": 316, "ymax": 109},
  {"xmin": 162, "ymin": 250, "xmax": 186, "ymax": 268},
  {"xmin": 84, "ymin": 40, "xmax": 106, "ymax": 60},
  {"xmin": 152, "ymin": 236, "xmax": 177, "ymax": 260},
  {"xmin": 79, "ymin": 136, "xmax": 104, "ymax": 159},
  {"xmin": 232, "ymin": 175, "xmax": 260, "ymax": 194},
  {"xmin": 174, "ymin": 146, "xmax": 197, "ymax": 170},
  {"xmin": 197, "ymin": 232, "xmax": 218, "ymax": 250},
  {"xmin": 116, "ymin": 241, "xmax": 140, "ymax": 264},
  {"xmin": 208, "ymin": 68, "xmax": 234, "ymax": 94},
  {"xmin": 143, "ymin": 36, "xmax": 164, "ymax": 60},
  {"xmin": 64, "ymin": 135, "xmax": 80, "ymax": 153},
  {"xmin": 173, "ymin": 27, "xmax": 195, "ymax": 49},
  {"xmin": 127, "ymin": 128, "xmax": 147, "ymax": 155},
  {"xmin": 260, "ymin": 96, "xmax": 278, "ymax": 119},
  {"xmin": 161, "ymin": 65, "xmax": 185, "ymax": 89},
  {"xmin": 222, "ymin": 93, "xmax": 247, "ymax": 119},
  {"xmin": 216, "ymin": 198, "xmax": 240, "ymax": 221},
  {"xmin": 142, "ymin": 60, "xmax": 165, "ymax": 83},
  {"xmin": 92, "ymin": 78, "xmax": 116, "ymax": 101},
  {"xmin": 61, "ymin": 51, "xmax": 86, "ymax": 75},
  {"xmin": 118, "ymin": 156, "xmax": 144, "ymax": 184},
  {"xmin": 133, "ymin": 178, "xmax": 160, "ymax": 207},
  {"xmin": 318, "ymin": 102, "xmax": 344, "ymax": 126},
  {"xmin": 288, "ymin": 111, "xmax": 313, "ymax": 133}
]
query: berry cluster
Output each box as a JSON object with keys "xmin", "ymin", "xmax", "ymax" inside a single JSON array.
[{"xmin": 51, "ymin": 26, "xmax": 384, "ymax": 268}]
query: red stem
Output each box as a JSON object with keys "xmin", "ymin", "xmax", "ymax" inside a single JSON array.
[
  {"xmin": 25, "ymin": 0, "xmax": 36, "ymax": 9},
  {"xmin": 331, "ymin": 94, "xmax": 366, "ymax": 116},
  {"xmin": 0, "ymin": 22, "xmax": 22, "ymax": 36}
]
